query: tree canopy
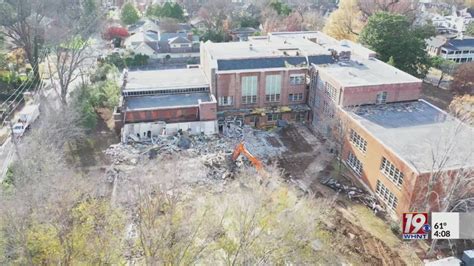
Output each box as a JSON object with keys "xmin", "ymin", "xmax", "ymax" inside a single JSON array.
[
  {"xmin": 146, "ymin": 3, "xmax": 184, "ymax": 21},
  {"xmin": 359, "ymin": 12, "xmax": 435, "ymax": 77},
  {"xmin": 323, "ymin": 0, "xmax": 363, "ymax": 41},
  {"xmin": 121, "ymin": 3, "xmax": 140, "ymax": 25},
  {"xmin": 466, "ymin": 21, "xmax": 474, "ymax": 36}
]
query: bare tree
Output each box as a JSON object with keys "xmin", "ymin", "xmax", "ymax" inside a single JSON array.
[
  {"xmin": 408, "ymin": 118, "xmax": 474, "ymax": 255},
  {"xmin": 358, "ymin": 0, "xmax": 419, "ymax": 22},
  {"xmin": 0, "ymin": 0, "xmax": 55, "ymax": 82}
]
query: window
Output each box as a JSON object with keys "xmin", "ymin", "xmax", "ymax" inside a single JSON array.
[
  {"xmin": 455, "ymin": 51, "xmax": 461, "ymax": 55},
  {"xmin": 325, "ymin": 82, "xmax": 337, "ymax": 101},
  {"xmin": 347, "ymin": 152, "xmax": 363, "ymax": 176},
  {"xmin": 265, "ymin": 75, "xmax": 281, "ymax": 102},
  {"xmin": 241, "ymin": 76, "xmax": 258, "ymax": 104},
  {"xmin": 289, "ymin": 93, "xmax": 303, "ymax": 102},
  {"xmin": 291, "ymin": 112, "xmax": 306, "ymax": 122},
  {"xmin": 290, "ymin": 74, "xmax": 305, "ymax": 85},
  {"xmin": 380, "ymin": 157, "xmax": 404, "ymax": 187},
  {"xmin": 376, "ymin": 91, "xmax": 387, "ymax": 104},
  {"xmin": 218, "ymin": 96, "xmax": 233, "ymax": 106},
  {"xmin": 322, "ymin": 101, "xmax": 334, "ymax": 118},
  {"xmin": 316, "ymin": 77, "xmax": 324, "ymax": 90},
  {"xmin": 267, "ymin": 113, "xmax": 282, "ymax": 122},
  {"xmin": 376, "ymin": 180, "xmax": 398, "ymax": 210},
  {"xmin": 350, "ymin": 129, "xmax": 367, "ymax": 153}
]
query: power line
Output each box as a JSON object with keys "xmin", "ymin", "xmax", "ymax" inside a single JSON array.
[{"xmin": 0, "ymin": 62, "xmax": 41, "ymax": 108}]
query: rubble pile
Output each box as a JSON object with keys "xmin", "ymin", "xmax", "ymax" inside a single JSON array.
[
  {"xmin": 320, "ymin": 176, "xmax": 385, "ymax": 215},
  {"xmin": 105, "ymin": 144, "xmax": 141, "ymax": 165}
]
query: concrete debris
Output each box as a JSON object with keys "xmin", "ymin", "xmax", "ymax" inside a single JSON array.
[
  {"xmin": 311, "ymin": 239, "xmax": 323, "ymax": 251},
  {"xmin": 320, "ymin": 176, "xmax": 385, "ymax": 215}
]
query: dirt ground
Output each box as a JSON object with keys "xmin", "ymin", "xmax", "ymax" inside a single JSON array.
[
  {"xmin": 274, "ymin": 124, "xmax": 423, "ymax": 265},
  {"xmin": 421, "ymin": 82, "xmax": 454, "ymax": 110}
]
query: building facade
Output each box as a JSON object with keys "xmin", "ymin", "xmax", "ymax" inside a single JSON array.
[{"xmin": 114, "ymin": 68, "xmax": 218, "ymax": 141}]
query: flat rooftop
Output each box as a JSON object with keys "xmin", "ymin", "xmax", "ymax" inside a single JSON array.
[
  {"xmin": 204, "ymin": 31, "xmax": 421, "ymax": 85},
  {"xmin": 315, "ymin": 56, "xmax": 420, "ymax": 87},
  {"xmin": 124, "ymin": 68, "xmax": 209, "ymax": 91},
  {"xmin": 203, "ymin": 31, "xmax": 331, "ymax": 61},
  {"xmin": 124, "ymin": 92, "xmax": 212, "ymax": 111},
  {"xmin": 346, "ymin": 100, "xmax": 474, "ymax": 173}
]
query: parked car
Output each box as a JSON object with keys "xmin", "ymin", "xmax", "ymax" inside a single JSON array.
[{"xmin": 12, "ymin": 104, "xmax": 40, "ymax": 137}]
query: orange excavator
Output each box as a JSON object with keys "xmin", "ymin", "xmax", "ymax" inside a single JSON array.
[{"xmin": 231, "ymin": 142, "xmax": 264, "ymax": 171}]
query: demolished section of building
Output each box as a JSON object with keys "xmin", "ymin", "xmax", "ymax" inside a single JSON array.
[{"xmin": 113, "ymin": 68, "xmax": 217, "ymax": 142}]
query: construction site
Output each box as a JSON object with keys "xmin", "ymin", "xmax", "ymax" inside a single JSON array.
[{"xmin": 99, "ymin": 121, "xmax": 424, "ymax": 265}]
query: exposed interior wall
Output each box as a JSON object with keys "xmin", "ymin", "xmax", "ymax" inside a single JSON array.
[{"xmin": 122, "ymin": 120, "xmax": 218, "ymax": 142}]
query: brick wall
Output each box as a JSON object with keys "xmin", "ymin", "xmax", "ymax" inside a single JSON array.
[
  {"xmin": 199, "ymin": 96, "xmax": 218, "ymax": 121},
  {"xmin": 338, "ymin": 109, "xmax": 420, "ymax": 216},
  {"xmin": 124, "ymin": 107, "xmax": 199, "ymax": 123},
  {"xmin": 342, "ymin": 82, "xmax": 422, "ymax": 106},
  {"xmin": 215, "ymin": 69, "xmax": 307, "ymax": 111}
]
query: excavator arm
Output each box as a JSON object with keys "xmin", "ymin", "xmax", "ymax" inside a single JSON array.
[{"xmin": 231, "ymin": 142, "xmax": 263, "ymax": 171}]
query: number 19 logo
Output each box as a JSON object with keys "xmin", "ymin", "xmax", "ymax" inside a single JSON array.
[{"xmin": 402, "ymin": 212, "xmax": 430, "ymax": 240}]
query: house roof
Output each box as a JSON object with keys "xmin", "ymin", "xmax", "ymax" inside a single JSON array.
[
  {"xmin": 442, "ymin": 38, "xmax": 474, "ymax": 50},
  {"xmin": 168, "ymin": 36, "xmax": 190, "ymax": 44},
  {"xmin": 231, "ymin": 27, "xmax": 258, "ymax": 34},
  {"xmin": 160, "ymin": 32, "xmax": 188, "ymax": 42},
  {"xmin": 131, "ymin": 42, "xmax": 156, "ymax": 56},
  {"xmin": 426, "ymin": 36, "xmax": 447, "ymax": 48},
  {"xmin": 345, "ymin": 100, "xmax": 474, "ymax": 173}
]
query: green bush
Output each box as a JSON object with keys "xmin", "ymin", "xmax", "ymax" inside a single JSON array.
[{"xmin": 390, "ymin": 222, "xmax": 401, "ymax": 235}]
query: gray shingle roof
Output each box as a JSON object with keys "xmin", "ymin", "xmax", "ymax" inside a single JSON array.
[
  {"xmin": 217, "ymin": 57, "xmax": 307, "ymax": 71},
  {"xmin": 443, "ymin": 38, "xmax": 474, "ymax": 50}
]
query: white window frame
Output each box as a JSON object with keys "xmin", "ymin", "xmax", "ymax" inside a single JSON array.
[
  {"xmin": 267, "ymin": 113, "xmax": 282, "ymax": 122},
  {"xmin": 265, "ymin": 75, "xmax": 281, "ymax": 102},
  {"xmin": 375, "ymin": 180, "xmax": 398, "ymax": 210},
  {"xmin": 325, "ymin": 82, "xmax": 337, "ymax": 102},
  {"xmin": 218, "ymin": 96, "xmax": 233, "ymax": 106},
  {"xmin": 289, "ymin": 93, "xmax": 303, "ymax": 102},
  {"xmin": 241, "ymin": 76, "xmax": 258, "ymax": 104},
  {"xmin": 380, "ymin": 157, "xmax": 404, "ymax": 188},
  {"xmin": 376, "ymin": 91, "xmax": 387, "ymax": 104},
  {"xmin": 346, "ymin": 152, "xmax": 363, "ymax": 176},
  {"xmin": 290, "ymin": 74, "xmax": 305, "ymax": 85},
  {"xmin": 350, "ymin": 129, "xmax": 367, "ymax": 153}
]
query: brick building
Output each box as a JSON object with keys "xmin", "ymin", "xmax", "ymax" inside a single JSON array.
[
  {"xmin": 200, "ymin": 32, "xmax": 337, "ymax": 128},
  {"xmin": 112, "ymin": 31, "xmax": 472, "ymax": 216},
  {"xmin": 304, "ymin": 32, "xmax": 473, "ymax": 215},
  {"xmin": 113, "ymin": 68, "xmax": 218, "ymax": 141}
]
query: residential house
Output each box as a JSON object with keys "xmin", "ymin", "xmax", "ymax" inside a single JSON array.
[
  {"xmin": 124, "ymin": 19, "xmax": 200, "ymax": 58},
  {"xmin": 426, "ymin": 36, "xmax": 474, "ymax": 63},
  {"xmin": 229, "ymin": 27, "xmax": 258, "ymax": 42},
  {"xmin": 158, "ymin": 32, "xmax": 199, "ymax": 53}
]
